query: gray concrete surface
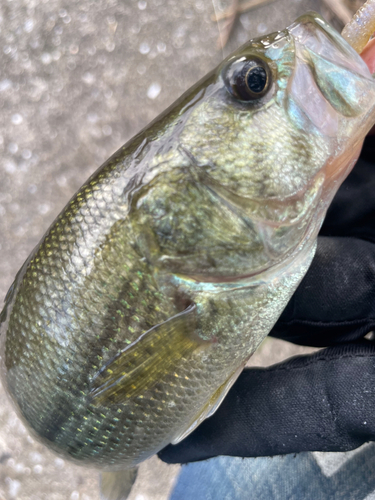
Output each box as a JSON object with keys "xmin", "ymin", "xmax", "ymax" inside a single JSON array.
[{"xmin": 0, "ymin": 0, "xmax": 358, "ymax": 499}]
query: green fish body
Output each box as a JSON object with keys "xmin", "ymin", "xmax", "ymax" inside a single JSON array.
[{"xmin": 1, "ymin": 12, "xmax": 375, "ymax": 483}]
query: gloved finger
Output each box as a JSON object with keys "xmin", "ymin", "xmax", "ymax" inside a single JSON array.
[
  {"xmin": 271, "ymin": 236, "xmax": 375, "ymax": 347},
  {"xmin": 158, "ymin": 340, "xmax": 375, "ymax": 464},
  {"xmin": 321, "ymin": 136, "xmax": 375, "ymax": 243}
]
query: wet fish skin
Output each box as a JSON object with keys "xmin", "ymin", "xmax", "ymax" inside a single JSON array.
[{"xmin": 1, "ymin": 12, "xmax": 375, "ymax": 472}]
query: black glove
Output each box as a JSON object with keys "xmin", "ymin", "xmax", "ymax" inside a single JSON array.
[{"xmin": 158, "ymin": 135, "xmax": 375, "ymax": 464}]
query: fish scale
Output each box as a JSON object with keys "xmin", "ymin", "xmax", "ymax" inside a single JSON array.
[{"xmin": 2, "ymin": 12, "xmax": 375, "ymax": 499}]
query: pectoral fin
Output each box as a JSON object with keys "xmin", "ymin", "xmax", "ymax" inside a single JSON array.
[
  {"xmin": 100, "ymin": 468, "xmax": 138, "ymax": 500},
  {"xmin": 90, "ymin": 305, "xmax": 207, "ymax": 405},
  {"xmin": 171, "ymin": 362, "xmax": 245, "ymax": 444}
]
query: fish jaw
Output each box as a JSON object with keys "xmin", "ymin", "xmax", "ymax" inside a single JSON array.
[
  {"xmin": 288, "ymin": 12, "xmax": 375, "ymax": 141},
  {"xmin": 284, "ymin": 12, "xmax": 375, "ymax": 226}
]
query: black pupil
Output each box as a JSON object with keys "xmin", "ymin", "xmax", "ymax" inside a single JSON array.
[{"xmin": 246, "ymin": 66, "xmax": 267, "ymax": 94}]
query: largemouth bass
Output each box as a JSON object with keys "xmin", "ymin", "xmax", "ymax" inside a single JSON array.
[{"xmin": 1, "ymin": 10, "xmax": 375, "ymax": 500}]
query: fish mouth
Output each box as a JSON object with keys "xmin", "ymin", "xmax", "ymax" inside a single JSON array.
[
  {"xmin": 286, "ymin": 12, "xmax": 373, "ymax": 139},
  {"xmin": 288, "ymin": 12, "xmax": 370, "ymax": 79},
  {"xmin": 285, "ymin": 11, "xmax": 375, "ymax": 189}
]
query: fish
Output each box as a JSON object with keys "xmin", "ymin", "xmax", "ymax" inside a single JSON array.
[{"xmin": 1, "ymin": 9, "xmax": 375, "ymax": 500}]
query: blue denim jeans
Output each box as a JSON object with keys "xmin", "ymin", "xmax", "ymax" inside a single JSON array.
[{"xmin": 170, "ymin": 444, "xmax": 375, "ymax": 500}]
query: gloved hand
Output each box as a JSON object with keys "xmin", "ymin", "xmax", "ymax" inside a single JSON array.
[{"xmin": 158, "ymin": 135, "xmax": 375, "ymax": 464}]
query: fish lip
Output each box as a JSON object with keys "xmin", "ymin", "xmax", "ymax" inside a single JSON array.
[
  {"xmin": 287, "ymin": 11, "xmax": 371, "ymax": 78},
  {"xmin": 286, "ymin": 11, "xmax": 374, "ymax": 138}
]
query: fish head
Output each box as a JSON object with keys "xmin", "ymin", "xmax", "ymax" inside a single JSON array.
[{"xmin": 135, "ymin": 12, "xmax": 375, "ymax": 282}]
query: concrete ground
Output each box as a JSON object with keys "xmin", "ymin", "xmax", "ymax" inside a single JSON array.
[{"xmin": 0, "ymin": 0, "xmax": 363, "ymax": 499}]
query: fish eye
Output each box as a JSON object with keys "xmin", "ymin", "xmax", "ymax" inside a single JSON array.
[{"xmin": 223, "ymin": 56, "xmax": 272, "ymax": 101}]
